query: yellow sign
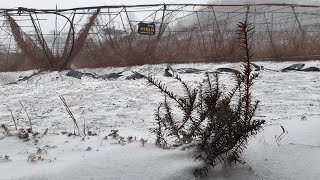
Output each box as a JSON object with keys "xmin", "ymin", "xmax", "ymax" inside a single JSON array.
[{"xmin": 138, "ymin": 22, "xmax": 156, "ymax": 35}]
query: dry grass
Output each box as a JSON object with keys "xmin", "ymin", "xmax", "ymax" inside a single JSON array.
[
  {"xmin": 6, "ymin": 14, "xmax": 50, "ymax": 70},
  {"xmin": 4, "ymin": 10, "xmax": 100, "ymax": 71},
  {"xmin": 2, "ymin": 11, "xmax": 320, "ymax": 71},
  {"xmin": 62, "ymin": 9, "xmax": 100, "ymax": 69},
  {"xmin": 72, "ymin": 27, "xmax": 320, "ymax": 69}
]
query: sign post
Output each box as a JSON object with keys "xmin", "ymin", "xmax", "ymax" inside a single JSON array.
[{"xmin": 138, "ymin": 22, "xmax": 156, "ymax": 35}]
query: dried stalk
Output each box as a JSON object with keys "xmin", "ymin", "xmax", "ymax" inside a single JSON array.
[
  {"xmin": 7, "ymin": 105, "xmax": 17, "ymax": 130},
  {"xmin": 19, "ymin": 101, "xmax": 32, "ymax": 133},
  {"xmin": 59, "ymin": 95, "xmax": 82, "ymax": 136}
]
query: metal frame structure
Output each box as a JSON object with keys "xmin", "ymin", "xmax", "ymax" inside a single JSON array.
[{"xmin": 1, "ymin": 3, "xmax": 320, "ymax": 70}]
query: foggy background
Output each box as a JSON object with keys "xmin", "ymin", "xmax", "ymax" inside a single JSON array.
[{"xmin": 0, "ymin": 0, "xmax": 319, "ymax": 9}]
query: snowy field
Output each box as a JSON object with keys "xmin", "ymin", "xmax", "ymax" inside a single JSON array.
[{"xmin": 0, "ymin": 61, "xmax": 320, "ymax": 180}]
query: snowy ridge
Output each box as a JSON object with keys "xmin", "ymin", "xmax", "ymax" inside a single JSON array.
[{"xmin": 0, "ymin": 61, "xmax": 320, "ymax": 180}]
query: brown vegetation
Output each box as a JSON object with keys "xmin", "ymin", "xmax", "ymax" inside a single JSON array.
[{"xmin": 1, "ymin": 5, "xmax": 320, "ymax": 71}]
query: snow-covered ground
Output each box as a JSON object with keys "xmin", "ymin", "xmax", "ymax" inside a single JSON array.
[{"xmin": 0, "ymin": 61, "xmax": 319, "ymax": 180}]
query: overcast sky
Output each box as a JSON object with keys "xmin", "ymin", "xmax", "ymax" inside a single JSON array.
[
  {"xmin": 0, "ymin": 0, "xmax": 319, "ymax": 9},
  {"xmin": 1, "ymin": 0, "xmax": 319, "ymax": 34},
  {"xmin": 0, "ymin": 0, "xmax": 208, "ymax": 9}
]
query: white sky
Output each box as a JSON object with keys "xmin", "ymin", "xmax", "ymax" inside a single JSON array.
[
  {"xmin": 0, "ymin": 0, "xmax": 209, "ymax": 9},
  {"xmin": 1, "ymin": 0, "xmax": 318, "ymax": 34},
  {"xmin": 0, "ymin": 0, "xmax": 318, "ymax": 9}
]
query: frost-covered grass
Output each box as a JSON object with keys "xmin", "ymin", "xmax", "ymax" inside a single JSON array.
[{"xmin": 0, "ymin": 61, "xmax": 320, "ymax": 180}]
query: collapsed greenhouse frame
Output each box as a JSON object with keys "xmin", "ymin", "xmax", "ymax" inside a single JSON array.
[{"xmin": 0, "ymin": 3, "xmax": 320, "ymax": 70}]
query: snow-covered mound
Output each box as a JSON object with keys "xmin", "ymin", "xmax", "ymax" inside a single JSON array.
[{"xmin": 0, "ymin": 61, "xmax": 320, "ymax": 180}]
